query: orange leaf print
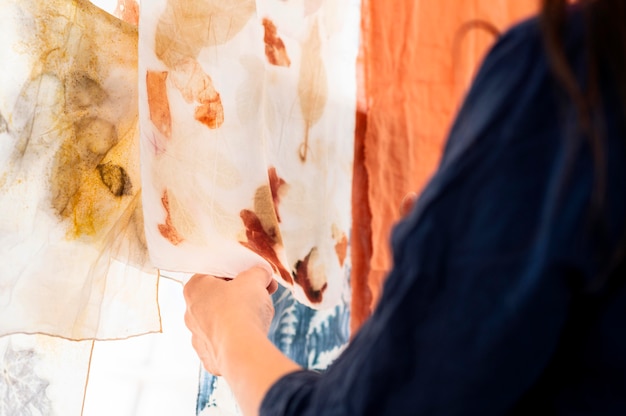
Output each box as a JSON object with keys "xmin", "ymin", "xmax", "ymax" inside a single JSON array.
[
  {"xmin": 146, "ymin": 71, "xmax": 172, "ymax": 139},
  {"xmin": 194, "ymin": 94, "xmax": 224, "ymax": 129},
  {"xmin": 262, "ymin": 18, "xmax": 291, "ymax": 67},
  {"xmin": 114, "ymin": 0, "xmax": 139, "ymax": 25},
  {"xmin": 335, "ymin": 235, "xmax": 348, "ymax": 267},
  {"xmin": 158, "ymin": 190, "xmax": 184, "ymax": 245},
  {"xmin": 170, "ymin": 59, "xmax": 225, "ymax": 130}
]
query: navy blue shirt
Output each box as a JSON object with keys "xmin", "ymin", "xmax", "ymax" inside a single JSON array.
[{"xmin": 261, "ymin": 11, "xmax": 626, "ymax": 416}]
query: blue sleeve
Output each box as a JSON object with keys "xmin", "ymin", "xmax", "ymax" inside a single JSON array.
[{"xmin": 260, "ymin": 15, "xmax": 609, "ymax": 416}]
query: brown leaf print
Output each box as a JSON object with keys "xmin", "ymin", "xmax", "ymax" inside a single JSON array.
[
  {"xmin": 158, "ymin": 190, "xmax": 184, "ymax": 245},
  {"xmin": 253, "ymin": 184, "xmax": 282, "ymax": 246},
  {"xmin": 239, "ymin": 209, "xmax": 292, "ymax": 284},
  {"xmin": 268, "ymin": 167, "xmax": 287, "ymax": 222},
  {"xmin": 154, "ymin": 0, "xmax": 256, "ymax": 68},
  {"xmin": 262, "ymin": 18, "xmax": 291, "ymax": 67},
  {"xmin": 146, "ymin": 71, "xmax": 172, "ymax": 139},
  {"xmin": 293, "ymin": 247, "xmax": 327, "ymax": 303},
  {"xmin": 297, "ymin": 20, "xmax": 328, "ymax": 161},
  {"xmin": 96, "ymin": 162, "xmax": 132, "ymax": 197},
  {"xmin": 170, "ymin": 59, "xmax": 225, "ymax": 129}
]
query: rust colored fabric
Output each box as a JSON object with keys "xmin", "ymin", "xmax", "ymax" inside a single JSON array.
[{"xmin": 351, "ymin": 0, "xmax": 537, "ymax": 332}]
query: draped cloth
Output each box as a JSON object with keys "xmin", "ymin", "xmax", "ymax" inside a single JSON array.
[
  {"xmin": 1, "ymin": 0, "xmax": 357, "ymax": 414},
  {"xmin": 351, "ymin": 0, "xmax": 538, "ymax": 331},
  {"xmin": 139, "ymin": 0, "xmax": 357, "ymax": 310},
  {"xmin": 0, "ymin": 0, "xmax": 542, "ymax": 414},
  {"xmin": 0, "ymin": 1, "xmax": 158, "ymax": 413}
]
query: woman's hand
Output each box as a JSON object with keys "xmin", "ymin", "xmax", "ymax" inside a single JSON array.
[
  {"xmin": 184, "ymin": 267, "xmax": 299, "ymax": 416},
  {"xmin": 183, "ymin": 266, "xmax": 279, "ymax": 375}
]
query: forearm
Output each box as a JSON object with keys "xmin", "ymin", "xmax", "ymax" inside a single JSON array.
[{"xmin": 219, "ymin": 327, "xmax": 302, "ymax": 416}]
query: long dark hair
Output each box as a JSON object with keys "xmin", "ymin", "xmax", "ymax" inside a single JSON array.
[{"xmin": 540, "ymin": 0, "xmax": 626, "ymax": 292}]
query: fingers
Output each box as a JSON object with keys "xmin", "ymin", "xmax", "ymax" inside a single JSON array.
[
  {"xmin": 183, "ymin": 266, "xmax": 278, "ymax": 302},
  {"xmin": 267, "ymin": 278, "xmax": 279, "ymax": 295},
  {"xmin": 236, "ymin": 266, "xmax": 275, "ymax": 292}
]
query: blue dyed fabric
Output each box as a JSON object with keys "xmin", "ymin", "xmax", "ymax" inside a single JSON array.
[
  {"xmin": 261, "ymin": 11, "xmax": 626, "ymax": 416},
  {"xmin": 196, "ymin": 281, "xmax": 350, "ymax": 413}
]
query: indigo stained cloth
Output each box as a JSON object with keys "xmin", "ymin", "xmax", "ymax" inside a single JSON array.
[{"xmin": 261, "ymin": 11, "xmax": 626, "ymax": 416}]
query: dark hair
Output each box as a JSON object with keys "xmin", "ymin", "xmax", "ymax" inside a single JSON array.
[{"xmin": 540, "ymin": 0, "xmax": 626, "ymax": 292}]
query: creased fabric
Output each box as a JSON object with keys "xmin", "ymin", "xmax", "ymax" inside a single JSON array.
[
  {"xmin": 0, "ymin": 1, "xmax": 159, "ymax": 414},
  {"xmin": 0, "ymin": 0, "xmax": 159, "ymax": 341},
  {"xmin": 351, "ymin": 0, "xmax": 537, "ymax": 331},
  {"xmin": 139, "ymin": 0, "xmax": 359, "ymax": 310}
]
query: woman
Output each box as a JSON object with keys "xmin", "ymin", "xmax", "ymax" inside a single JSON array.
[{"xmin": 183, "ymin": 0, "xmax": 626, "ymax": 414}]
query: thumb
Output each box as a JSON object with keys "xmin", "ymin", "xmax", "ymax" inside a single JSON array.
[{"xmin": 236, "ymin": 266, "xmax": 276, "ymax": 293}]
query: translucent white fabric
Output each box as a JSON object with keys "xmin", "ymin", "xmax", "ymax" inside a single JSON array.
[{"xmin": 139, "ymin": 0, "xmax": 358, "ymax": 309}]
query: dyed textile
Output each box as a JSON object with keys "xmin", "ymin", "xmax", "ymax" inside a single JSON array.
[
  {"xmin": 0, "ymin": 0, "xmax": 158, "ymax": 341},
  {"xmin": 351, "ymin": 0, "xmax": 537, "ymax": 330},
  {"xmin": 261, "ymin": 13, "xmax": 626, "ymax": 415},
  {"xmin": 139, "ymin": 0, "xmax": 358, "ymax": 309},
  {"xmin": 197, "ymin": 282, "xmax": 350, "ymax": 415},
  {"xmin": 0, "ymin": 1, "xmax": 158, "ymax": 413},
  {"xmin": 1, "ymin": 0, "xmax": 358, "ymax": 414}
]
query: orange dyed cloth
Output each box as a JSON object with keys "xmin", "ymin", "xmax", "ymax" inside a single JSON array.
[{"xmin": 352, "ymin": 0, "xmax": 537, "ymax": 331}]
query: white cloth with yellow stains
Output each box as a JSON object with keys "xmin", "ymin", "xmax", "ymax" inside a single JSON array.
[
  {"xmin": 139, "ymin": 0, "xmax": 358, "ymax": 309},
  {"xmin": 0, "ymin": 0, "xmax": 160, "ymax": 340}
]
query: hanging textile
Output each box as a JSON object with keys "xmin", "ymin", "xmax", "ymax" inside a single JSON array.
[
  {"xmin": 351, "ymin": 0, "xmax": 538, "ymax": 331},
  {"xmin": 0, "ymin": 0, "xmax": 159, "ymax": 413},
  {"xmin": 0, "ymin": 0, "xmax": 158, "ymax": 341},
  {"xmin": 138, "ymin": 0, "xmax": 359, "ymax": 413},
  {"xmin": 1, "ymin": 0, "xmax": 358, "ymax": 413},
  {"xmin": 139, "ymin": 0, "xmax": 357, "ymax": 309}
]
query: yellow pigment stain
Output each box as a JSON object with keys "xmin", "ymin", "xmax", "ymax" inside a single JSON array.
[{"xmin": 18, "ymin": 0, "xmax": 140, "ymax": 240}]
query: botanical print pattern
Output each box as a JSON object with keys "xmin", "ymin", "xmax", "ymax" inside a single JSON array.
[
  {"xmin": 139, "ymin": 0, "xmax": 359, "ymax": 309},
  {"xmin": 1, "ymin": 0, "xmax": 358, "ymax": 413},
  {"xmin": 0, "ymin": 0, "xmax": 159, "ymax": 339}
]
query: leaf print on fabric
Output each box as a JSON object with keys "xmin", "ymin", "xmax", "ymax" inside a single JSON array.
[
  {"xmin": 158, "ymin": 190, "xmax": 184, "ymax": 245},
  {"xmin": 268, "ymin": 167, "xmax": 287, "ymax": 222},
  {"xmin": 114, "ymin": 0, "xmax": 139, "ymax": 25},
  {"xmin": 240, "ymin": 209, "xmax": 292, "ymax": 284},
  {"xmin": 169, "ymin": 59, "xmax": 224, "ymax": 129},
  {"xmin": 252, "ymin": 179, "xmax": 284, "ymax": 246},
  {"xmin": 146, "ymin": 71, "xmax": 172, "ymax": 139},
  {"xmin": 332, "ymin": 224, "xmax": 348, "ymax": 267},
  {"xmin": 262, "ymin": 18, "xmax": 291, "ymax": 67},
  {"xmin": 293, "ymin": 247, "xmax": 327, "ymax": 303},
  {"xmin": 0, "ymin": 344, "xmax": 52, "ymax": 416},
  {"xmin": 96, "ymin": 162, "xmax": 133, "ymax": 197},
  {"xmin": 297, "ymin": 20, "xmax": 328, "ymax": 162},
  {"xmin": 154, "ymin": 0, "xmax": 256, "ymax": 67},
  {"xmin": 50, "ymin": 115, "xmax": 121, "ymax": 237}
]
